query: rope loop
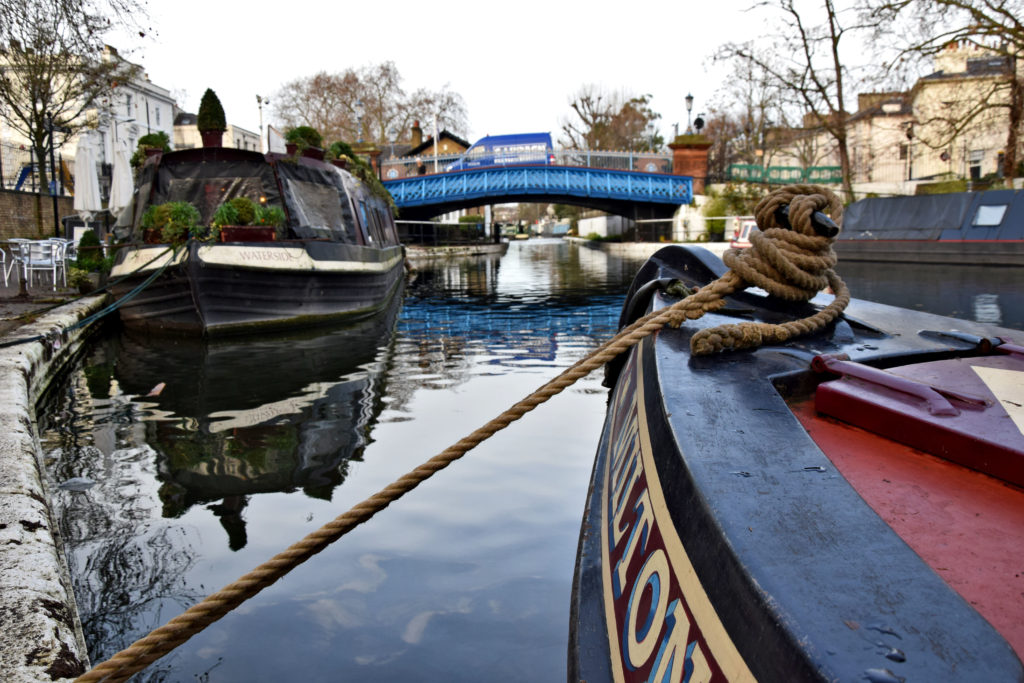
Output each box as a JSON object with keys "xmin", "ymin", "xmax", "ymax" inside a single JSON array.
[{"xmin": 689, "ymin": 184, "xmax": 848, "ymax": 354}]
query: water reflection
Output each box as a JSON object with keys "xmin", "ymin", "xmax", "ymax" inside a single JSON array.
[
  {"xmin": 124, "ymin": 294, "xmax": 402, "ymax": 547},
  {"xmin": 40, "ymin": 240, "xmax": 646, "ymax": 681},
  {"xmin": 836, "ymin": 261, "xmax": 1024, "ymax": 330},
  {"xmin": 47, "ymin": 242, "xmax": 1024, "ymax": 681}
]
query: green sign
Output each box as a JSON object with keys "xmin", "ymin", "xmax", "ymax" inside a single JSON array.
[{"xmin": 727, "ymin": 164, "xmax": 842, "ymax": 184}]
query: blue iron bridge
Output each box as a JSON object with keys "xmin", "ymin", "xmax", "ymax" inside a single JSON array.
[{"xmin": 383, "ymin": 166, "xmax": 693, "ymax": 221}]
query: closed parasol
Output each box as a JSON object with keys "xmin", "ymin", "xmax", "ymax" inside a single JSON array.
[
  {"xmin": 107, "ymin": 136, "xmax": 134, "ymax": 217},
  {"xmin": 72, "ymin": 131, "xmax": 102, "ymax": 221}
]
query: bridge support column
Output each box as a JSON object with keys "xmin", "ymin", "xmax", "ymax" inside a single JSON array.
[{"xmin": 669, "ymin": 135, "xmax": 712, "ymax": 195}]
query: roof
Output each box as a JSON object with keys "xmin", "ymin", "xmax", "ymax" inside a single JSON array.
[
  {"xmin": 922, "ymin": 55, "xmax": 1013, "ymax": 81},
  {"xmin": 406, "ymin": 130, "xmax": 471, "ymax": 157}
]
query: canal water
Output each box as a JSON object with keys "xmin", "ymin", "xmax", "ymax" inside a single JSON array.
[{"xmin": 39, "ymin": 240, "xmax": 1024, "ymax": 682}]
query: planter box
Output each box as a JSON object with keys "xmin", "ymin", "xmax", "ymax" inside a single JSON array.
[{"xmin": 219, "ymin": 226, "xmax": 277, "ymax": 242}]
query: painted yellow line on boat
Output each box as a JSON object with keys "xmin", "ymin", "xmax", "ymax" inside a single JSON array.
[
  {"xmin": 110, "ymin": 248, "xmax": 185, "ymax": 277},
  {"xmin": 197, "ymin": 245, "xmax": 403, "ymax": 273},
  {"xmin": 972, "ymin": 366, "xmax": 1024, "ymax": 437}
]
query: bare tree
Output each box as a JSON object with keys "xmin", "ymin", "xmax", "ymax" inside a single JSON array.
[
  {"xmin": 715, "ymin": 0, "xmax": 875, "ymax": 198},
  {"xmin": 273, "ymin": 71, "xmax": 361, "ymax": 143},
  {"xmin": 272, "ymin": 62, "xmax": 468, "ymax": 146},
  {"xmin": 0, "ymin": 0, "xmax": 137, "ymax": 230},
  {"xmin": 705, "ymin": 46, "xmax": 796, "ymax": 180},
  {"xmin": 560, "ymin": 86, "xmax": 663, "ymax": 151},
  {"xmin": 865, "ymin": 0, "xmax": 1024, "ymax": 179},
  {"xmin": 0, "ymin": 0, "xmax": 149, "ymax": 53}
]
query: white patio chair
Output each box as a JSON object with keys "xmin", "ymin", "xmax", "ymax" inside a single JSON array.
[
  {"xmin": 24, "ymin": 240, "xmax": 62, "ymax": 290},
  {"xmin": 7, "ymin": 239, "xmax": 29, "ymax": 285},
  {"xmin": 48, "ymin": 238, "xmax": 71, "ymax": 287},
  {"xmin": 0, "ymin": 246, "xmax": 10, "ymax": 287}
]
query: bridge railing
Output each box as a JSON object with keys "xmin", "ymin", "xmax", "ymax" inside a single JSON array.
[{"xmin": 381, "ymin": 149, "xmax": 675, "ymax": 179}]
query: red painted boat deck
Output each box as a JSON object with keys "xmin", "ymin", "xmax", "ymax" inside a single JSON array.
[{"xmin": 792, "ymin": 399, "xmax": 1024, "ymax": 660}]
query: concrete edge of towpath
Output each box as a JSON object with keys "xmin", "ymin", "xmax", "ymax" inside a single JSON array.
[{"xmin": 0, "ymin": 294, "xmax": 110, "ymax": 682}]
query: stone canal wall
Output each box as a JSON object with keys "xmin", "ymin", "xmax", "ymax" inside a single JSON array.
[
  {"xmin": 568, "ymin": 237, "xmax": 731, "ymax": 261},
  {"xmin": 0, "ymin": 295, "xmax": 108, "ymax": 682}
]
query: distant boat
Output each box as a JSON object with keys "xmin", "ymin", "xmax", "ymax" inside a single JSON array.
[
  {"xmin": 108, "ymin": 147, "xmax": 404, "ymax": 336},
  {"xmin": 571, "ymin": 244, "xmax": 1024, "ymax": 681},
  {"xmin": 836, "ymin": 190, "xmax": 1024, "ymax": 265}
]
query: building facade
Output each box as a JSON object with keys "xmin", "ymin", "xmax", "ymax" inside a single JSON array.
[
  {"xmin": 757, "ymin": 41, "xmax": 1022, "ymax": 195},
  {"xmin": 174, "ymin": 113, "xmax": 260, "ymax": 152}
]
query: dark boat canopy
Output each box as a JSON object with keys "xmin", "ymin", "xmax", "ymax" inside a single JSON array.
[
  {"xmin": 842, "ymin": 189, "xmax": 1024, "ymax": 241},
  {"xmin": 113, "ymin": 147, "xmax": 396, "ymax": 246}
]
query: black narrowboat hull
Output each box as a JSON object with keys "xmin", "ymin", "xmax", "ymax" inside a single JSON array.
[
  {"xmin": 109, "ymin": 241, "xmax": 405, "ymax": 336},
  {"xmin": 570, "ymin": 245, "xmax": 1024, "ymax": 682},
  {"xmin": 834, "ymin": 239, "xmax": 1024, "ymax": 265}
]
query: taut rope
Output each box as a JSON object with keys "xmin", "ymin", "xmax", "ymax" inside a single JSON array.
[{"xmin": 76, "ymin": 184, "xmax": 849, "ymax": 682}]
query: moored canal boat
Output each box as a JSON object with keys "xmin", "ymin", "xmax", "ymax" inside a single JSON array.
[
  {"xmin": 570, "ymin": 243, "xmax": 1024, "ymax": 681},
  {"xmin": 109, "ymin": 147, "xmax": 404, "ymax": 335},
  {"xmin": 836, "ymin": 189, "xmax": 1024, "ymax": 265}
]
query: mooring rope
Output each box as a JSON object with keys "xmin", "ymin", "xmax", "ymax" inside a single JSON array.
[{"xmin": 75, "ymin": 184, "xmax": 849, "ymax": 682}]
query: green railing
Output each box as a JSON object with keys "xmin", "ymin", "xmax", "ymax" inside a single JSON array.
[{"xmin": 727, "ymin": 164, "xmax": 842, "ymax": 184}]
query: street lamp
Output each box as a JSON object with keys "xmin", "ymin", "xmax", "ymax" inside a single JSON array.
[
  {"xmin": 685, "ymin": 93, "xmax": 694, "ymax": 134},
  {"xmin": 256, "ymin": 95, "xmax": 269, "ymax": 153},
  {"xmin": 354, "ymin": 99, "xmax": 365, "ymax": 144}
]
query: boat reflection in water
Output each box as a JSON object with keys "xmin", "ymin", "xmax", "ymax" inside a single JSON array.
[{"xmin": 112, "ymin": 288, "xmax": 402, "ymax": 550}]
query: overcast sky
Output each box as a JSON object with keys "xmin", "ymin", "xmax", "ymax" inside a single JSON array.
[{"xmin": 110, "ymin": 0, "xmax": 765, "ymax": 146}]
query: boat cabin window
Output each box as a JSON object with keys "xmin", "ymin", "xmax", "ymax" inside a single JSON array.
[
  {"xmin": 166, "ymin": 177, "xmax": 268, "ymax": 225},
  {"xmin": 357, "ymin": 201, "xmax": 373, "ymax": 244},
  {"xmin": 284, "ymin": 178, "xmax": 358, "ymax": 242},
  {"xmin": 972, "ymin": 205, "xmax": 1007, "ymax": 227}
]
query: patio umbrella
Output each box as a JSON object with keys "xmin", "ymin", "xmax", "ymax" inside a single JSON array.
[
  {"xmin": 72, "ymin": 131, "xmax": 102, "ymax": 221},
  {"xmin": 107, "ymin": 136, "xmax": 134, "ymax": 217}
]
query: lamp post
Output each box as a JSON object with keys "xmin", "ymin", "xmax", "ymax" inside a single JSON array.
[
  {"xmin": 256, "ymin": 95, "xmax": 268, "ymax": 153},
  {"xmin": 685, "ymin": 93, "xmax": 694, "ymax": 134},
  {"xmin": 45, "ymin": 112, "xmax": 60, "ymax": 237},
  {"xmin": 354, "ymin": 99, "xmax": 365, "ymax": 144}
]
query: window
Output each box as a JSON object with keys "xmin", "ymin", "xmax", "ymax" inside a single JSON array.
[
  {"xmin": 155, "ymin": 107, "xmax": 160, "ymax": 126},
  {"xmin": 125, "ymin": 94, "xmax": 132, "ymax": 118},
  {"xmin": 973, "ymin": 205, "xmax": 1007, "ymax": 227}
]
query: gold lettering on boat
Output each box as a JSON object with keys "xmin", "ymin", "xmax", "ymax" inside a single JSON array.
[{"xmin": 599, "ymin": 345, "xmax": 755, "ymax": 682}]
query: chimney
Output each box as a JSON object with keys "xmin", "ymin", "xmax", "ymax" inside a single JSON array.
[{"xmin": 411, "ymin": 120, "xmax": 423, "ymax": 147}]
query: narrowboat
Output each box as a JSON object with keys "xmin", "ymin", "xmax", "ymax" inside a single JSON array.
[
  {"xmin": 108, "ymin": 147, "xmax": 405, "ymax": 336},
  {"xmin": 570, "ymin": 244, "xmax": 1024, "ymax": 681},
  {"xmin": 836, "ymin": 189, "xmax": 1024, "ymax": 265}
]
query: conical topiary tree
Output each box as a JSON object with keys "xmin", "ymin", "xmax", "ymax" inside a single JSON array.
[{"xmin": 197, "ymin": 88, "xmax": 226, "ymax": 147}]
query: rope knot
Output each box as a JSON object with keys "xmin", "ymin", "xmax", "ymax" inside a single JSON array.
[{"xmin": 681, "ymin": 184, "xmax": 850, "ymax": 355}]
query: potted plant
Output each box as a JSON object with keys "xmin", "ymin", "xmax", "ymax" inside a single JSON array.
[
  {"xmin": 285, "ymin": 126, "xmax": 324, "ymax": 159},
  {"xmin": 140, "ymin": 201, "xmax": 203, "ymax": 244},
  {"xmin": 328, "ymin": 140, "xmax": 356, "ymax": 169},
  {"xmin": 130, "ymin": 131, "xmax": 172, "ymax": 169},
  {"xmin": 213, "ymin": 197, "xmax": 283, "ymax": 242},
  {"xmin": 197, "ymin": 88, "xmax": 226, "ymax": 148}
]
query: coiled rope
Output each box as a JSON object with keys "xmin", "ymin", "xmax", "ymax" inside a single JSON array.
[{"xmin": 75, "ymin": 184, "xmax": 849, "ymax": 682}]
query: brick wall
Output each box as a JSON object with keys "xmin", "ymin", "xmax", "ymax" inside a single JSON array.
[{"xmin": 0, "ymin": 190, "xmax": 75, "ymax": 240}]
